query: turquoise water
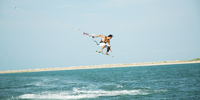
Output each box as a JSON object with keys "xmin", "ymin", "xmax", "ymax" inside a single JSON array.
[{"xmin": 0, "ymin": 63, "xmax": 200, "ymax": 100}]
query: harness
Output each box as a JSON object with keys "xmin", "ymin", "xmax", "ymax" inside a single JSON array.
[{"xmin": 100, "ymin": 39, "xmax": 107, "ymax": 44}]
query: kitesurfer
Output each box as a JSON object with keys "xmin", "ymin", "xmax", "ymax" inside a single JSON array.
[{"xmin": 94, "ymin": 34, "xmax": 113, "ymax": 55}]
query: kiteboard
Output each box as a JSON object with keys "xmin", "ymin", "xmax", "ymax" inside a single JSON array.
[{"xmin": 96, "ymin": 51, "xmax": 114, "ymax": 57}]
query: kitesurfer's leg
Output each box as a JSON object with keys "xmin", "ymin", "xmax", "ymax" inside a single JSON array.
[
  {"xmin": 100, "ymin": 45, "xmax": 106, "ymax": 53},
  {"xmin": 106, "ymin": 46, "xmax": 111, "ymax": 55}
]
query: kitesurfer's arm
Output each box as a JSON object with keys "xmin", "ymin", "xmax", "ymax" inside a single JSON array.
[
  {"xmin": 94, "ymin": 35, "xmax": 105, "ymax": 38},
  {"xmin": 108, "ymin": 41, "xmax": 110, "ymax": 45}
]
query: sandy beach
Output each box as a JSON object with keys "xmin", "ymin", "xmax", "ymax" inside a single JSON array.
[{"xmin": 0, "ymin": 60, "xmax": 200, "ymax": 74}]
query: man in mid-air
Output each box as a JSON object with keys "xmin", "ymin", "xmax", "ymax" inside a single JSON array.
[{"xmin": 94, "ymin": 34, "xmax": 113, "ymax": 55}]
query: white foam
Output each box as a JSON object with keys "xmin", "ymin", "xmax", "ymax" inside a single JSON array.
[
  {"xmin": 116, "ymin": 84, "xmax": 123, "ymax": 88},
  {"xmin": 18, "ymin": 89, "xmax": 148, "ymax": 99},
  {"xmin": 25, "ymin": 82, "xmax": 45, "ymax": 87},
  {"xmin": 19, "ymin": 93, "xmax": 97, "ymax": 99}
]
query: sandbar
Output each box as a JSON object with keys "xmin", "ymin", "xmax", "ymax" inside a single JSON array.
[{"xmin": 0, "ymin": 60, "xmax": 200, "ymax": 74}]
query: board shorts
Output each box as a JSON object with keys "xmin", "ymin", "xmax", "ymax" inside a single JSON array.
[{"xmin": 100, "ymin": 43, "xmax": 110, "ymax": 48}]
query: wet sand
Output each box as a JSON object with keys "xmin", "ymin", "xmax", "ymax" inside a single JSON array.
[{"xmin": 0, "ymin": 60, "xmax": 200, "ymax": 74}]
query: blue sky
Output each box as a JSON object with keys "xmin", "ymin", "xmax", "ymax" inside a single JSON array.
[{"xmin": 0, "ymin": 0, "xmax": 200, "ymax": 71}]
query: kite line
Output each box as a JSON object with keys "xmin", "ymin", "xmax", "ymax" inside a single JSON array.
[{"xmin": 7, "ymin": 0, "xmax": 99, "ymax": 45}]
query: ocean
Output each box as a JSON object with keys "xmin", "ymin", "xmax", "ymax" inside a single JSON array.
[{"xmin": 0, "ymin": 63, "xmax": 200, "ymax": 100}]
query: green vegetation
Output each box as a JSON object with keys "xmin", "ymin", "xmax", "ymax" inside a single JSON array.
[{"xmin": 190, "ymin": 58, "xmax": 200, "ymax": 61}]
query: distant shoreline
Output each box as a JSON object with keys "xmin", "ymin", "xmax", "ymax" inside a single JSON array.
[{"xmin": 0, "ymin": 60, "xmax": 200, "ymax": 74}]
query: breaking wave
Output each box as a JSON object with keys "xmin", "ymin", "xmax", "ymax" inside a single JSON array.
[{"xmin": 18, "ymin": 88, "xmax": 149, "ymax": 99}]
